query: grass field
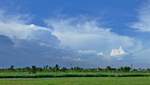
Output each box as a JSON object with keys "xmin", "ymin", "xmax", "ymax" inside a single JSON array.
[
  {"xmin": 0, "ymin": 72, "xmax": 150, "ymax": 78},
  {"xmin": 0, "ymin": 77, "xmax": 150, "ymax": 85},
  {"xmin": 0, "ymin": 72, "xmax": 150, "ymax": 85}
]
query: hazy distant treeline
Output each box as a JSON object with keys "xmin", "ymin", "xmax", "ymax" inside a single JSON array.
[{"xmin": 0, "ymin": 64, "xmax": 150, "ymax": 73}]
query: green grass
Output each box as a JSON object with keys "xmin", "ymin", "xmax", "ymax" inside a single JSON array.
[
  {"xmin": 0, "ymin": 72, "xmax": 150, "ymax": 78},
  {"xmin": 0, "ymin": 77, "xmax": 150, "ymax": 85}
]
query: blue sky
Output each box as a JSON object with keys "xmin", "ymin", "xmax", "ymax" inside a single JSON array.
[{"xmin": 0, "ymin": 0, "xmax": 150, "ymax": 68}]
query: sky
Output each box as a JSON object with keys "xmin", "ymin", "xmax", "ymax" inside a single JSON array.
[{"xmin": 0, "ymin": 0, "xmax": 150, "ymax": 68}]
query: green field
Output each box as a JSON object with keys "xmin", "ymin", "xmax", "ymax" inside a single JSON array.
[
  {"xmin": 0, "ymin": 72, "xmax": 150, "ymax": 85},
  {"xmin": 0, "ymin": 77, "xmax": 150, "ymax": 85},
  {"xmin": 0, "ymin": 72, "xmax": 150, "ymax": 78}
]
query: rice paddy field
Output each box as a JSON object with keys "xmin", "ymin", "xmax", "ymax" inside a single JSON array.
[
  {"xmin": 0, "ymin": 77, "xmax": 150, "ymax": 85},
  {"xmin": 0, "ymin": 72, "xmax": 150, "ymax": 78},
  {"xmin": 0, "ymin": 72, "xmax": 150, "ymax": 85}
]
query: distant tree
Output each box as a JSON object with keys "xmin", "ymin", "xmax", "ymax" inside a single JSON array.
[
  {"xmin": 9, "ymin": 65, "xmax": 15, "ymax": 71},
  {"xmin": 124, "ymin": 66, "xmax": 131, "ymax": 72},
  {"xmin": 31, "ymin": 66, "xmax": 37, "ymax": 73},
  {"xmin": 106, "ymin": 66, "xmax": 112, "ymax": 71},
  {"xmin": 61, "ymin": 67, "xmax": 67, "ymax": 72},
  {"xmin": 24, "ymin": 66, "xmax": 31, "ymax": 72},
  {"xmin": 71, "ymin": 66, "xmax": 83, "ymax": 71},
  {"xmin": 147, "ymin": 68, "xmax": 150, "ymax": 72},
  {"xmin": 97, "ymin": 67, "xmax": 103, "ymax": 71},
  {"xmin": 53, "ymin": 64, "xmax": 60, "ymax": 72},
  {"xmin": 43, "ymin": 65, "xmax": 49, "ymax": 71},
  {"xmin": 119, "ymin": 66, "xmax": 131, "ymax": 72},
  {"xmin": 49, "ymin": 66, "xmax": 52, "ymax": 71}
]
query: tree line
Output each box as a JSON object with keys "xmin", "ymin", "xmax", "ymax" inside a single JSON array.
[{"xmin": 0, "ymin": 64, "xmax": 149, "ymax": 73}]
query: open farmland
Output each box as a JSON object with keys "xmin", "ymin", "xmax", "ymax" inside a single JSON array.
[
  {"xmin": 0, "ymin": 72, "xmax": 150, "ymax": 78},
  {"xmin": 0, "ymin": 77, "xmax": 150, "ymax": 85}
]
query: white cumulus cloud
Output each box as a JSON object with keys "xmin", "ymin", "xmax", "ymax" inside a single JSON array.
[
  {"xmin": 46, "ymin": 17, "xmax": 142, "ymax": 60},
  {"xmin": 110, "ymin": 46, "xmax": 126, "ymax": 57}
]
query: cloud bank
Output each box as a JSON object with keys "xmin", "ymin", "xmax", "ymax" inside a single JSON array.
[
  {"xmin": 46, "ymin": 17, "xmax": 142, "ymax": 62},
  {"xmin": 0, "ymin": 9, "xmax": 147, "ymax": 67},
  {"xmin": 0, "ymin": 11, "xmax": 77, "ymax": 67}
]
